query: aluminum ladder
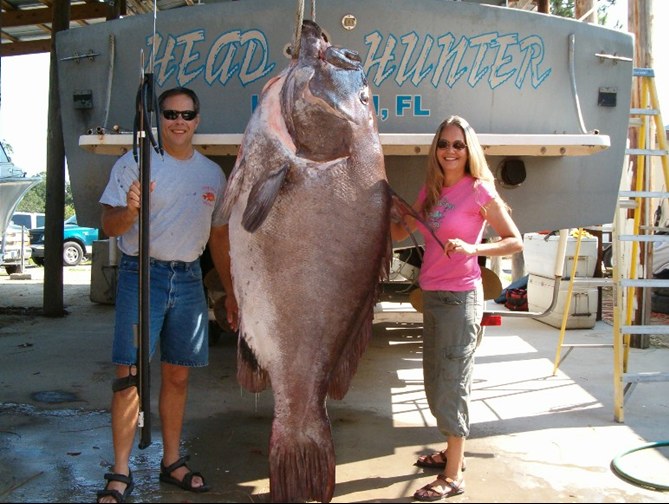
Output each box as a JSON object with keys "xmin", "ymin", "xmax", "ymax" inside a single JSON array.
[{"xmin": 553, "ymin": 67, "xmax": 669, "ymax": 422}]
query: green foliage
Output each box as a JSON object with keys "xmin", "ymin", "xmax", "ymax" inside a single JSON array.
[
  {"xmin": 597, "ymin": 0, "xmax": 620, "ymax": 28},
  {"xmin": 16, "ymin": 176, "xmax": 46, "ymax": 212},
  {"xmin": 3, "ymin": 140, "xmax": 75, "ymax": 218},
  {"xmin": 16, "ymin": 172, "xmax": 76, "ymax": 218},
  {"xmin": 550, "ymin": 0, "xmax": 619, "ymax": 26},
  {"xmin": 551, "ymin": 0, "xmax": 575, "ymax": 17},
  {"xmin": 1, "ymin": 139, "xmax": 13, "ymax": 157},
  {"xmin": 63, "ymin": 182, "xmax": 76, "ymax": 219}
]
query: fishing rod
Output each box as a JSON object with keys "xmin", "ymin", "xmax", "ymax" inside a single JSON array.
[{"xmin": 131, "ymin": 1, "xmax": 163, "ymax": 450}]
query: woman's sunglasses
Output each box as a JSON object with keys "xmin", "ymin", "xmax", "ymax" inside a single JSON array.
[
  {"xmin": 162, "ymin": 109, "xmax": 198, "ymax": 121},
  {"xmin": 437, "ymin": 139, "xmax": 467, "ymax": 151}
]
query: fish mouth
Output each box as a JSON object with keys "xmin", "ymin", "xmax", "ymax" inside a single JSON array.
[
  {"xmin": 323, "ymin": 46, "xmax": 362, "ymax": 70},
  {"xmin": 290, "ymin": 19, "xmax": 330, "ymax": 60}
]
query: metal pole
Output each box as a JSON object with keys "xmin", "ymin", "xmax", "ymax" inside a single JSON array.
[{"xmin": 19, "ymin": 227, "xmax": 25, "ymax": 274}]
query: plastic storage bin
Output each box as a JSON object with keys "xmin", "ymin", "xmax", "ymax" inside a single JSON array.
[
  {"xmin": 528, "ymin": 274, "xmax": 598, "ymax": 329},
  {"xmin": 523, "ymin": 232, "xmax": 598, "ymax": 278}
]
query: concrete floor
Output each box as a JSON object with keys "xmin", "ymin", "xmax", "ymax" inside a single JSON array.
[{"xmin": 1, "ymin": 265, "xmax": 668, "ymax": 503}]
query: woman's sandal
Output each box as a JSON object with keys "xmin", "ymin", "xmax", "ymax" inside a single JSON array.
[
  {"xmin": 413, "ymin": 474, "xmax": 465, "ymax": 501},
  {"xmin": 96, "ymin": 471, "xmax": 134, "ymax": 503},
  {"xmin": 159, "ymin": 455, "xmax": 210, "ymax": 493},
  {"xmin": 415, "ymin": 450, "xmax": 467, "ymax": 471}
]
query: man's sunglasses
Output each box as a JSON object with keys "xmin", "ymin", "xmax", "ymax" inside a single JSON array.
[
  {"xmin": 162, "ymin": 110, "xmax": 198, "ymax": 121},
  {"xmin": 437, "ymin": 139, "xmax": 467, "ymax": 151}
]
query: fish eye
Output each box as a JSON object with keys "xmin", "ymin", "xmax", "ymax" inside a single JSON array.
[{"xmin": 360, "ymin": 89, "xmax": 369, "ymax": 105}]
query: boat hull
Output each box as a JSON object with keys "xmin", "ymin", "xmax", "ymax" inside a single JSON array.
[
  {"xmin": 55, "ymin": 0, "xmax": 634, "ymax": 234},
  {"xmin": 0, "ymin": 178, "xmax": 42, "ymax": 235}
]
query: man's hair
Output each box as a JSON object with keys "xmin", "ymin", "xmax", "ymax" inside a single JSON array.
[{"xmin": 158, "ymin": 87, "xmax": 200, "ymax": 113}]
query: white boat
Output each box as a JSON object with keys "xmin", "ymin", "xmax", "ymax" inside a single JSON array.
[
  {"xmin": 55, "ymin": 0, "xmax": 633, "ymax": 235},
  {"xmin": 0, "ymin": 144, "xmax": 41, "ymax": 269},
  {"xmin": 0, "ymin": 145, "xmax": 41, "ymax": 240}
]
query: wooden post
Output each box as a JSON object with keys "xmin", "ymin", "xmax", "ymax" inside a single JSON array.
[
  {"xmin": 575, "ymin": 0, "xmax": 596, "ymax": 23},
  {"xmin": 43, "ymin": 0, "xmax": 70, "ymax": 317},
  {"xmin": 106, "ymin": 0, "xmax": 126, "ymax": 20}
]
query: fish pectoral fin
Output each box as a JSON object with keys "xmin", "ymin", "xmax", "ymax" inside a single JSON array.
[
  {"xmin": 242, "ymin": 164, "xmax": 289, "ymax": 232},
  {"xmin": 221, "ymin": 158, "xmax": 246, "ymax": 222}
]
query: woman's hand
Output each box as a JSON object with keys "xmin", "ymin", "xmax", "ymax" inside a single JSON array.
[{"xmin": 445, "ymin": 238, "xmax": 477, "ymax": 256}]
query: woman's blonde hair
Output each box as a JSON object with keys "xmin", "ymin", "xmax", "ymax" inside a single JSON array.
[{"xmin": 422, "ymin": 115, "xmax": 496, "ymax": 217}]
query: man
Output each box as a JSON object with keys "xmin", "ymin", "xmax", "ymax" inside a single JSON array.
[{"xmin": 96, "ymin": 86, "xmax": 238, "ymax": 503}]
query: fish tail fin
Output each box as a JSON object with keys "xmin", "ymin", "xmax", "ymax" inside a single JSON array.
[
  {"xmin": 269, "ymin": 418, "xmax": 335, "ymax": 503},
  {"xmin": 236, "ymin": 334, "xmax": 270, "ymax": 392}
]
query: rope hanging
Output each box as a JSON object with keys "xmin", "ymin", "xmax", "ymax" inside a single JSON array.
[
  {"xmin": 292, "ymin": 0, "xmax": 305, "ymax": 58},
  {"xmin": 291, "ymin": 0, "xmax": 317, "ymax": 58}
]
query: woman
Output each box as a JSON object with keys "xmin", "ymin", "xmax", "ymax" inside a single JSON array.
[{"xmin": 390, "ymin": 115, "xmax": 523, "ymax": 500}]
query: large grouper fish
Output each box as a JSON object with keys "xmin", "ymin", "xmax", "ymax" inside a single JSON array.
[{"xmin": 221, "ymin": 19, "xmax": 392, "ymax": 503}]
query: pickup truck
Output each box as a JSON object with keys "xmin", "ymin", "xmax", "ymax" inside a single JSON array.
[
  {"xmin": 1, "ymin": 223, "xmax": 32, "ymax": 274},
  {"xmin": 11, "ymin": 212, "xmax": 46, "ymax": 230},
  {"xmin": 29, "ymin": 214, "xmax": 99, "ymax": 266}
]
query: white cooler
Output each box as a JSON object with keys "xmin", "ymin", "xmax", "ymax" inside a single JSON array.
[
  {"xmin": 524, "ymin": 232, "xmax": 598, "ymax": 278},
  {"xmin": 528, "ymin": 274, "xmax": 598, "ymax": 329}
]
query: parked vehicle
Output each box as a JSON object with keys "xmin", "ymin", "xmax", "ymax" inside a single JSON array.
[
  {"xmin": 1, "ymin": 223, "xmax": 32, "ymax": 274},
  {"xmin": 29, "ymin": 214, "xmax": 99, "ymax": 266},
  {"xmin": 11, "ymin": 212, "xmax": 46, "ymax": 230}
]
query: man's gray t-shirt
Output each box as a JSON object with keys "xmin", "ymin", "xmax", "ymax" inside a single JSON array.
[{"xmin": 99, "ymin": 149, "xmax": 227, "ymax": 262}]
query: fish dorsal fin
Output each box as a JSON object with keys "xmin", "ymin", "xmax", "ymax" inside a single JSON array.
[{"xmin": 242, "ymin": 164, "xmax": 289, "ymax": 232}]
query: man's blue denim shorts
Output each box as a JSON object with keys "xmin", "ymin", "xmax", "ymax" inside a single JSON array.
[{"xmin": 112, "ymin": 253, "xmax": 209, "ymax": 367}]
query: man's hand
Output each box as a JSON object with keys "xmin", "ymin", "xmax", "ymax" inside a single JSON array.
[
  {"xmin": 126, "ymin": 180, "xmax": 156, "ymax": 216},
  {"xmin": 225, "ymin": 292, "xmax": 239, "ymax": 332}
]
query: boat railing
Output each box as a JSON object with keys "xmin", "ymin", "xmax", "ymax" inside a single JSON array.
[{"xmin": 79, "ymin": 131, "xmax": 610, "ymax": 158}]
